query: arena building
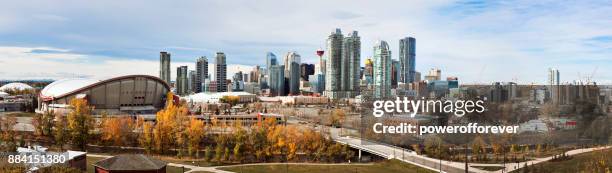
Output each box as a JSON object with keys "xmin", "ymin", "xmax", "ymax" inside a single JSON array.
[
  {"xmin": 0, "ymin": 82, "xmax": 34, "ymax": 92},
  {"xmin": 37, "ymin": 75, "xmax": 170, "ymax": 115}
]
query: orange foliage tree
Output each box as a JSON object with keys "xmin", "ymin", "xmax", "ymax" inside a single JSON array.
[
  {"xmin": 100, "ymin": 117, "xmax": 134, "ymax": 146},
  {"xmin": 66, "ymin": 98, "xmax": 94, "ymax": 150}
]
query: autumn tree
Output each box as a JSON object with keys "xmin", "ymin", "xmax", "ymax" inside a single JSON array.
[
  {"xmin": 153, "ymin": 92, "xmax": 185, "ymax": 154},
  {"xmin": 66, "ymin": 98, "xmax": 95, "ymax": 150},
  {"xmin": 220, "ymin": 95, "xmax": 240, "ymax": 107},
  {"xmin": 412, "ymin": 144, "xmax": 422, "ymax": 155},
  {"xmin": 204, "ymin": 146, "xmax": 212, "ymax": 162},
  {"xmin": 0, "ymin": 116, "xmax": 18, "ymax": 152},
  {"xmin": 471, "ymin": 135, "xmax": 486, "ymax": 161},
  {"xmin": 330, "ymin": 109, "xmax": 346, "ymax": 128},
  {"xmin": 186, "ymin": 117, "xmax": 205, "ymax": 157},
  {"xmin": 215, "ymin": 144, "xmax": 223, "ymax": 163},
  {"xmin": 233, "ymin": 143, "xmax": 241, "ymax": 162},
  {"xmin": 101, "ymin": 117, "xmax": 134, "ymax": 146},
  {"xmin": 32, "ymin": 111, "xmax": 54, "ymax": 136},
  {"xmin": 424, "ymin": 135, "xmax": 446, "ymax": 159},
  {"xmin": 139, "ymin": 121, "xmax": 154, "ymax": 154},
  {"xmin": 53, "ymin": 113, "xmax": 68, "ymax": 151}
]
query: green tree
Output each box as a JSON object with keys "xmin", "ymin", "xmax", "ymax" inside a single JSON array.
[
  {"xmin": 215, "ymin": 145, "xmax": 223, "ymax": 163},
  {"xmin": 223, "ymin": 147, "xmax": 230, "ymax": 162},
  {"xmin": 53, "ymin": 114, "xmax": 68, "ymax": 151},
  {"xmin": 233, "ymin": 143, "xmax": 241, "ymax": 162},
  {"xmin": 66, "ymin": 98, "xmax": 94, "ymax": 150},
  {"xmin": 204, "ymin": 146, "xmax": 212, "ymax": 162}
]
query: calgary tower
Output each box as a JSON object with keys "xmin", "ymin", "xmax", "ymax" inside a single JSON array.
[{"xmin": 316, "ymin": 48, "xmax": 325, "ymax": 75}]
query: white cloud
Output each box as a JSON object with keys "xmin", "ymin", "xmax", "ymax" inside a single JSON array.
[
  {"xmin": 0, "ymin": 46, "xmax": 251, "ymax": 80},
  {"xmin": 0, "ymin": 0, "xmax": 610, "ymax": 84}
]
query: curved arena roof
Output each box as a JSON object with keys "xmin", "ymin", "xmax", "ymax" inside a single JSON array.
[
  {"xmin": 0, "ymin": 82, "xmax": 34, "ymax": 91},
  {"xmin": 40, "ymin": 75, "xmax": 169, "ymax": 100}
]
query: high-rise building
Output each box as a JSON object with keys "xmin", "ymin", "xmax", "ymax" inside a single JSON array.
[
  {"xmin": 343, "ymin": 31, "xmax": 361, "ymax": 96},
  {"xmin": 189, "ymin": 70, "xmax": 196, "ymax": 94},
  {"xmin": 324, "ymin": 29, "xmax": 343, "ymax": 99},
  {"xmin": 548, "ymin": 68, "xmax": 560, "ymax": 86},
  {"xmin": 300, "ymin": 63, "xmax": 315, "ymax": 81},
  {"xmin": 269, "ymin": 65, "xmax": 285, "ymax": 96},
  {"xmin": 266, "ymin": 52, "xmax": 278, "ymax": 73},
  {"xmin": 215, "ymin": 52, "xmax": 227, "ymax": 92},
  {"xmin": 284, "ymin": 51, "xmax": 301, "ymax": 95},
  {"xmin": 324, "ymin": 28, "xmax": 361, "ymax": 99},
  {"xmin": 548, "ymin": 68, "xmax": 561, "ymax": 105},
  {"xmin": 195, "ymin": 56, "xmax": 208, "ymax": 93},
  {"xmin": 159, "ymin": 52, "xmax": 171, "ymax": 84},
  {"xmin": 424, "ymin": 68, "xmax": 441, "ymax": 81},
  {"xmin": 391, "ymin": 60, "xmax": 400, "ymax": 88},
  {"xmin": 233, "ymin": 71, "xmax": 244, "ymax": 91},
  {"xmin": 264, "ymin": 52, "xmax": 277, "ymax": 89},
  {"xmin": 176, "ymin": 66, "xmax": 189, "ymax": 95},
  {"xmin": 372, "ymin": 40, "xmax": 392, "ymax": 99},
  {"xmin": 249, "ymin": 66, "xmax": 260, "ymax": 83},
  {"xmin": 399, "ymin": 37, "xmax": 416, "ymax": 83}
]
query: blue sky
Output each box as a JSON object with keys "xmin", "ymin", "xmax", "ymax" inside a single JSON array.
[{"xmin": 0, "ymin": 0, "xmax": 611, "ymax": 84}]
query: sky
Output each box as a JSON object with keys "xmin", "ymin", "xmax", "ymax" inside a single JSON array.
[{"xmin": 0, "ymin": 0, "xmax": 611, "ymax": 84}]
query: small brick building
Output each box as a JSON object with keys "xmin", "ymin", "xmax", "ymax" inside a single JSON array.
[{"xmin": 93, "ymin": 154, "xmax": 167, "ymax": 173}]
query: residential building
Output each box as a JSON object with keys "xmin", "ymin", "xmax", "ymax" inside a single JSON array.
[
  {"xmin": 159, "ymin": 52, "xmax": 171, "ymax": 84},
  {"xmin": 372, "ymin": 40, "xmax": 392, "ymax": 99},
  {"xmin": 399, "ymin": 37, "xmax": 416, "ymax": 83},
  {"xmin": 215, "ymin": 52, "xmax": 227, "ymax": 92}
]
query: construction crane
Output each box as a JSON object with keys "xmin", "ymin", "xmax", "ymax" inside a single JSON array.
[{"xmin": 586, "ymin": 66, "xmax": 598, "ymax": 84}]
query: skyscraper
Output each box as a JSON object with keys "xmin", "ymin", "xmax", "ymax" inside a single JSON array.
[
  {"xmin": 176, "ymin": 66, "xmax": 188, "ymax": 95},
  {"xmin": 548, "ymin": 68, "xmax": 560, "ymax": 86},
  {"xmin": 399, "ymin": 37, "xmax": 416, "ymax": 83},
  {"xmin": 324, "ymin": 28, "xmax": 361, "ymax": 99},
  {"xmin": 159, "ymin": 52, "xmax": 171, "ymax": 84},
  {"xmin": 215, "ymin": 52, "xmax": 227, "ymax": 92},
  {"xmin": 548, "ymin": 68, "xmax": 560, "ymax": 105},
  {"xmin": 391, "ymin": 59, "xmax": 400, "ymax": 88},
  {"xmin": 324, "ymin": 28, "xmax": 344, "ymax": 99},
  {"xmin": 195, "ymin": 56, "xmax": 208, "ymax": 93},
  {"xmin": 269, "ymin": 65, "xmax": 285, "ymax": 96},
  {"xmin": 284, "ymin": 51, "xmax": 301, "ymax": 95},
  {"xmin": 188, "ymin": 70, "xmax": 196, "ymax": 93},
  {"xmin": 264, "ymin": 52, "xmax": 277, "ymax": 89},
  {"xmin": 343, "ymin": 31, "xmax": 361, "ymax": 96},
  {"xmin": 373, "ymin": 40, "xmax": 392, "ymax": 99},
  {"xmin": 266, "ymin": 52, "xmax": 278, "ymax": 73}
]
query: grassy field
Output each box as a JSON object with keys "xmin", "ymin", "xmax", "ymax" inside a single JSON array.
[
  {"xmin": 471, "ymin": 166, "xmax": 505, "ymax": 171},
  {"xmin": 86, "ymin": 156, "xmax": 191, "ymax": 173},
  {"xmin": 511, "ymin": 148, "xmax": 612, "ymax": 173},
  {"xmin": 219, "ymin": 160, "xmax": 435, "ymax": 173}
]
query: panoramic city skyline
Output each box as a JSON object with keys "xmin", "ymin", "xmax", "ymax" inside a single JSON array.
[{"xmin": 0, "ymin": 0, "xmax": 611, "ymax": 84}]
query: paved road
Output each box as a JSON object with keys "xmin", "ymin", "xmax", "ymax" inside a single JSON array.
[{"xmin": 329, "ymin": 127, "xmax": 612, "ymax": 173}]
